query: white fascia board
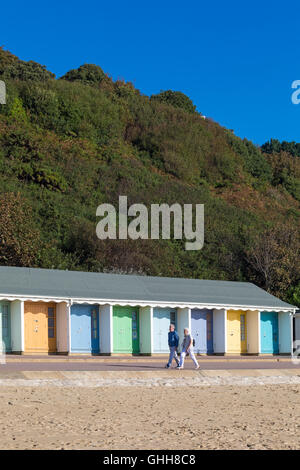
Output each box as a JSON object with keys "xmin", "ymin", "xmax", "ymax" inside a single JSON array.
[
  {"xmin": 0, "ymin": 293, "xmax": 295, "ymax": 312},
  {"xmin": 0, "ymin": 295, "xmax": 68, "ymax": 303}
]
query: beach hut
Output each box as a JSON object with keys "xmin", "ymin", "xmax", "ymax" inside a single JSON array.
[
  {"xmin": 152, "ymin": 308, "xmax": 177, "ymax": 353},
  {"xmin": 225, "ymin": 309, "xmax": 292, "ymax": 355},
  {"xmin": 260, "ymin": 311, "xmax": 279, "ymax": 354},
  {"xmin": 24, "ymin": 301, "xmax": 69, "ymax": 354},
  {"xmin": 0, "ymin": 267, "xmax": 295, "ymax": 356},
  {"xmin": 112, "ymin": 306, "xmax": 139, "ymax": 354},
  {"xmin": 191, "ymin": 308, "xmax": 213, "ymax": 354},
  {"xmin": 24, "ymin": 302, "xmax": 58, "ymax": 353},
  {"xmin": 260, "ymin": 311, "xmax": 292, "ymax": 355},
  {"xmin": 226, "ymin": 309, "xmax": 248, "ymax": 354},
  {"xmin": 226, "ymin": 309, "xmax": 261, "ymax": 355},
  {"xmin": 70, "ymin": 304, "xmax": 100, "ymax": 354}
]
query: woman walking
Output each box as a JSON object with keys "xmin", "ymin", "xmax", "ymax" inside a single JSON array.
[{"xmin": 177, "ymin": 328, "xmax": 199, "ymax": 370}]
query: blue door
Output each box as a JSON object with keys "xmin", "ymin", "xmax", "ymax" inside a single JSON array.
[
  {"xmin": 260, "ymin": 312, "xmax": 279, "ymax": 354},
  {"xmin": 153, "ymin": 308, "xmax": 177, "ymax": 353},
  {"xmin": 191, "ymin": 309, "xmax": 213, "ymax": 354},
  {"xmin": 0, "ymin": 303, "xmax": 11, "ymax": 353},
  {"xmin": 71, "ymin": 304, "xmax": 99, "ymax": 353}
]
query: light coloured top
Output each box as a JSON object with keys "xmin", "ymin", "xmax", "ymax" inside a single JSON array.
[{"xmin": 182, "ymin": 334, "xmax": 193, "ymax": 351}]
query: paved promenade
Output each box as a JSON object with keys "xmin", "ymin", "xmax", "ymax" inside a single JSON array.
[{"xmin": 0, "ymin": 354, "xmax": 299, "ymax": 374}]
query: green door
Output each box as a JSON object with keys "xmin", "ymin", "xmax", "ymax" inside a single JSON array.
[{"xmin": 113, "ymin": 306, "xmax": 139, "ymax": 353}]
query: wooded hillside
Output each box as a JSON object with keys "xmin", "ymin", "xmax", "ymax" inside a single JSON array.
[{"xmin": 0, "ymin": 48, "xmax": 299, "ymax": 306}]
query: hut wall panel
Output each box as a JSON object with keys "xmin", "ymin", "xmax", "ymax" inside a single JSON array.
[
  {"xmin": 213, "ymin": 309, "xmax": 226, "ymax": 354},
  {"xmin": 56, "ymin": 302, "xmax": 69, "ymax": 353},
  {"xmin": 139, "ymin": 307, "xmax": 152, "ymax": 354},
  {"xmin": 279, "ymin": 312, "xmax": 291, "ymax": 354},
  {"xmin": 99, "ymin": 305, "xmax": 112, "ymax": 354},
  {"xmin": 11, "ymin": 300, "xmax": 23, "ymax": 353},
  {"xmin": 295, "ymin": 317, "xmax": 300, "ymax": 343},
  {"xmin": 177, "ymin": 308, "xmax": 190, "ymax": 351},
  {"xmin": 247, "ymin": 310, "xmax": 259, "ymax": 354}
]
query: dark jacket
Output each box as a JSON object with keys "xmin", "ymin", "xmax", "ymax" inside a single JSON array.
[{"xmin": 168, "ymin": 330, "xmax": 179, "ymax": 348}]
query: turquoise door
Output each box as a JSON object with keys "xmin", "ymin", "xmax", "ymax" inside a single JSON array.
[
  {"xmin": 260, "ymin": 312, "xmax": 279, "ymax": 354},
  {"xmin": 0, "ymin": 303, "xmax": 11, "ymax": 353},
  {"xmin": 153, "ymin": 308, "xmax": 177, "ymax": 353}
]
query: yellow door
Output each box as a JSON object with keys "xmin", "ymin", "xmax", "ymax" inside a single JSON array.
[
  {"xmin": 227, "ymin": 310, "xmax": 247, "ymax": 353},
  {"xmin": 24, "ymin": 303, "xmax": 57, "ymax": 353}
]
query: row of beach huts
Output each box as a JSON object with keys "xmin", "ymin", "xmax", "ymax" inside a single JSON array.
[{"xmin": 0, "ymin": 266, "xmax": 298, "ymax": 356}]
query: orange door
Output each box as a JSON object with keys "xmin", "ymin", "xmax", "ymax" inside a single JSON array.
[{"xmin": 24, "ymin": 303, "xmax": 57, "ymax": 353}]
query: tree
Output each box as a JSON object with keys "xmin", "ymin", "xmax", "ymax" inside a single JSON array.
[
  {"xmin": 261, "ymin": 138, "xmax": 300, "ymax": 158},
  {"xmin": 9, "ymin": 97, "xmax": 27, "ymax": 122},
  {"xmin": 0, "ymin": 193, "xmax": 43, "ymax": 266},
  {"xmin": 0, "ymin": 47, "xmax": 55, "ymax": 81},
  {"xmin": 60, "ymin": 64, "xmax": 109, "ymax": 86},
  {"xmin": 246, "ymin": 224, "xmax": 300, "ymax": 297},
  {"xmin": 150, "ymin": 90, "xmax": 197, "ymax": 114},
  {"xmin": 287, "ymin": 283, "xmax": 300, "ymax": 307}
]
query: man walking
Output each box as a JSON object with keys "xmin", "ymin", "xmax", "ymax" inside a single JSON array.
[{"xmin": 165, "ymin": 324, "xmax": 180, "ymax": 368}]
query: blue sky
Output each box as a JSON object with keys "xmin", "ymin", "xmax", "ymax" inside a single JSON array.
[{"xmin": 1, "ymin": 1, "xmax": 300, "ymax": 144}]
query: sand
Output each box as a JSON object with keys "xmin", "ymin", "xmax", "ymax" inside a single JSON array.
[{"xmin": 0, "ymin": 383, "xmax": 299, "ymax": 450}]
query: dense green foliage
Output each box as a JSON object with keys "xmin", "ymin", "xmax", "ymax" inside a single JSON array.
[
  {"xmin": 60, "ymin": 63, "xmax": 109, "ymax": 86},
  {"xmin": 262, "ymin": 139, "xmax": 300, "ymax": 158},
  {"xmin": 150, "ymin": 90, "xmax": 197, "ymax": 114},
  {"xmin": 0, "ymin": 49, "xmax": 299, "ymax": 305},
  {"xmin": 0, "ymin": 48, "xmax": 55, "ymax": 81},
  {"xmin": 262, "ymin": 140, "xmax": 300, "ymax": 202}
]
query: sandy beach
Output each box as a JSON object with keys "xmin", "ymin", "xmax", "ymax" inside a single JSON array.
[{"xmin": 0, "ymin": 382, "xmax": 299, "ymax": 450}]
